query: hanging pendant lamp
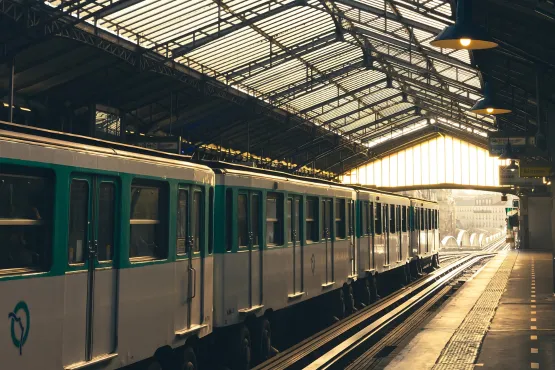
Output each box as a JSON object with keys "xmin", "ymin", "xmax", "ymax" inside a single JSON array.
[
  {"xmin": 498, "ymin": 141, "xmax": 514, "ymax": 160},
  {"xmin": 470, "ymin": 83, "xmax": 512, "ymax": 115},
  {"xmin": 430, "ymin": 0, "xmax": 498, "ymax": 50}
]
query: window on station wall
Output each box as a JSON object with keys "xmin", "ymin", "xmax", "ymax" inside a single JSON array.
[
  {"xmin": 0, "ymin": 165, "xmax": 53, "ymax": 274},
  {"xmin": 375, "ymin": 203, "xmax": 383, "ymax": 234},
  {"xmin": 266, "ymin": 192, "xmax": 283, "ymax": 246},
  {"xmin": 129, "ymin": 180, "xmax": 168, "ymax": 261},
  {"xmin": 306, "ymin": 197, "xmax": 318, "ymax": 243},
  {"xmin": 335, "ymin": 199, "xmax": 346, "ymax": 239}
]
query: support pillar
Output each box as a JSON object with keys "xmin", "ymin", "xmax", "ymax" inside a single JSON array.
[
  {"xmin": 519, "ymin": 196, "xmax": 529, "ymax": 249},
  {"xmin": 7, "ymin": 56, "xmax": 15, "ymax": 123},
  {"xmin": 88, "ymin": 103, "xmax": 96, "ymax": 138}
]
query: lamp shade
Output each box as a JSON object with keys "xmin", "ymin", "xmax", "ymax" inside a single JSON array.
[
  {"xmin": 470, "ymin": 83, "xmax": 512, "ymax": 115},
  {"xmin": 430, "ymin": 0, "xmax": 498, "ymax": 50},
  {"xmin": 507, "ymin": 160, "xmax": 518, "ymax": 172}
]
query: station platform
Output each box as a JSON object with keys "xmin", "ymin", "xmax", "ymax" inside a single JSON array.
[{"xmin": 384, "ymin": 250, "xmax": 555, "ymax": 370}]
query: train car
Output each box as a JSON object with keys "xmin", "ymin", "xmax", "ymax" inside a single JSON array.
[
  {"xmin": 0, "ymin": 123, "xmax": 214, "ymax": 370},
  {"xmin": 409, "ymin": 198, "xmax": 440, "ymax": 271},
  {"xmin": 208, "ymin": 162, "xmax": 357, "ymax": 367},
  {"xmin": 354, "ymin": 188, "xmax": 411, "ymax": 304}
]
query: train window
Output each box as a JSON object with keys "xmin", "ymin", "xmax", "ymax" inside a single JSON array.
[
  {"xmin": 176, "ymin": 189, "xmax": 188, "ymax": 255},
  {"xmin": 238, "ymin": 194, "xmax": 248, "ymax": 247},
  {"xmin": 0, "ymin": 166, "xmax": 53, "ymax": 274},
  {"xmin": 97, "ymin": 183, "xmax": 115, "ymax": 261},
  {"xmin": 266, "ymin": 192, "xmax": 283, "ymax": 246},
  {"xmin": 335, "ymin": 199, "xmax": 346, "ymax": 239},
  {"xmin": 420, "ymin": 208, "xmax": 425, "ymax": 231},
  {"xmin": 306, "ymin": 197, "xmax": 318, "ymax": 243},
  {"xmin": 130, "ymin": 181, "xmax": 167, "ymax": 260},
  {"xmin": 401, "ymin": 206, "xmax": 407, "ymax": 232},
  {"xmin": 192, "ymin": 191, "xmax": 202, "ymax": 252},
  {"xmin": 251, "ymin": 193, "xmax": 260, "ymax": 246},
  {"xmin": 361, "ymin": 202, "xmax": 368, "ymax": 236},
  {"xmin": 226, "ymin": 189, "xmax": 233, "ymax": 252},
  {"xmin": 208, "ymin": 188, "xmax": 214, "ymax": 255},
  {"xmin": 427, "ymin": 209, "xmax": 432, "ymax": 231},
  {"xmin": 396, "ymin": 206, "xmax": 401, "ymax": 233},
  {"xmin": 68, "ymin": 179, "xmax": 89, "ymax": 264},
  {"xmin": 375, "ymin": 203, "xmax": 382, "ymax": 234},
  {"xmin": 287, "ymin": 196, "xmax": 301, "ymax": 243},
  {"xmin": 321, "ymin": 199, "xmax": 332, "ymax": 239},
  {"xmin": 389, "ymin": 205, "xmax": 395, "ymax": 232},
  {"xmin": 347, "ymin": 200, "xmax": 354, "ymax": 236}
]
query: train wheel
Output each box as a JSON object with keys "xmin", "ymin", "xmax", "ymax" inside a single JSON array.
[
  {"xmin": 332, "ymin": 288, "xmax": 346, "ymax": 320},
  {"xmin": 182, "ymin": 347, "xmax": 198, "ymax": 370},
  {"xmin": 344, "ymin": 284, "xmax": 356, "ymax": 315},
  {"xmin": 358, "ymin": 278, "xmax": 372, "ymax": 306},
  {"xmin": 253, "ymin": 317, "xmax": 272, "ymax": 363},
  {"xmin": 370, "ymin": 274, "xmax": 380, "ymax": 302},
  {"xmin": 232, "ymin": 325, "xmax": 251, "ymax": 370}
]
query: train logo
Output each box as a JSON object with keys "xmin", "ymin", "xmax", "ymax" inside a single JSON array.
[{"xmin": 8, "ymin": 301, "xmax": 30, "ymax": 356}]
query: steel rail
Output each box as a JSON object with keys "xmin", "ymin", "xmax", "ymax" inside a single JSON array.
[
  {"xmin": 304, "ymin": 252, "xmax": 495, "ymax": 370},
  {"xmin": 254, "ymin": 251, "xmax": 496, "ymax": 370}
]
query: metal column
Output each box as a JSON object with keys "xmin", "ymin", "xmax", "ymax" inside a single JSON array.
[{"xmin": 7, "ymin": 56, "xmax": 15, "ymax": 122}]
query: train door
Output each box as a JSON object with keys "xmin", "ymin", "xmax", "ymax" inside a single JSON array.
[
  {"xmin": 176, "ymin": 186, "xmax": 204, "ymax": 332},
  {"xmin": 322, "ymin": 198, "xmax": 334, "ymax": 284},
  {"xmin": 288, "ymin": 196, "xmax": 303, "ymax": 295},
  {"xmin": 65, "ymin": 175, "xmax": 118, "ymax": 366}
]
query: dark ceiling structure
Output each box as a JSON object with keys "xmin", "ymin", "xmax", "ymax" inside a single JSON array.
[{"xmin": 0, "ymin": 0, "xmax": 553, "ymax": 179}]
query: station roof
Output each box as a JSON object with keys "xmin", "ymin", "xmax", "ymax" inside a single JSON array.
[{"xmin": 1, "ymin": 0, "xmax": 553, "ymax": 178}]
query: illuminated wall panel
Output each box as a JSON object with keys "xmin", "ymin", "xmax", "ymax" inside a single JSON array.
[{"xmin": 341, "ymin": 135, "xmax": 505, "ymax": 188}]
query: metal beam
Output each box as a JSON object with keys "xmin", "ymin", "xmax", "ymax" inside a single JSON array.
[
  {"xmin": 300, "ymin": 77, "xmax": 388, "ymax": 114},
  {"xmin": 328, "ymin": 93, "xmax": 404, "ymax": 127},
  {"xmin": 227, "ymin": 32, "xmax": 337, "ymax": 83},
  {"xmin": 333, "ymin": 0, "xmax": 443, "ymax": 35},
  {"xmin": 266, "ymin": 61, "xmax": 364, "ymax": 103},
  {"xmin": 170, "ymin": 0, "xmax": 307, "ymax": 57},
  {"xmin": 345, "ymin": 106, "xmax": 417, "ymax": 136}
]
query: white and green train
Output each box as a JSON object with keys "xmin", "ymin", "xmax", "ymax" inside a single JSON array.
[{"xmin": 0, "ymin": 122, "xmax": 439, "ymax": 370}]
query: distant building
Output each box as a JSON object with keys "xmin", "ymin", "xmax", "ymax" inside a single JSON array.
[{"xmin": 455, "ymin": 195, "xmax": 511, "ymax": 230}]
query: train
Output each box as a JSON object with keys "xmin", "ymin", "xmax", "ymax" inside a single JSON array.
[{"xmin": 0, "ymin": 122, "xmax": 439, "ymax": 370}]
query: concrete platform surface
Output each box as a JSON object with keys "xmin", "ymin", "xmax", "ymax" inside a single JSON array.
[
  {"xmin": 475, "ymin": 250, "xmax": 555, "ymax": 370},
  {"xmin": 385, "ymin": 250, "xmax": 555, "ymax": 370}
]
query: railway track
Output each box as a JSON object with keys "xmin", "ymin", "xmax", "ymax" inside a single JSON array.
[{"xmin": 254, "ymin": 241, "xmax": 504, "ymax": 370}]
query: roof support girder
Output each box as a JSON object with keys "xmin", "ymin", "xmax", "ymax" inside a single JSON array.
[
  {"xmin": 328, "ymin": 92, "xmax": 404, "ymax": 127},
  {"xmin": 169, "ymin": 0, "xmax": 307, "ymax": 57},
  {"xmin": 347, "ymin": 106, "xmax": 417, "ymax": 137},
  {"xmin": 300, "ymin": 77, "xmax": 388, "ymax": 114},
  {"xmin": 227, "ymin": 32, "xmax": 338, "ymax": 83},
  {"xmin": 333, "ymin": 0, "xmax": 442, "ymax": 35}
]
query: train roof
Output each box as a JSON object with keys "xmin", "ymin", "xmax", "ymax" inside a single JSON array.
[{"xmin": 0, "ymin": 121, "xmax": 212, "ymax": 174}]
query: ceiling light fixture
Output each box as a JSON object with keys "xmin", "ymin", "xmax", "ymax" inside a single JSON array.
[
  {"xmin": 430, "ymin": 0, "xmax": 498, "ymax": 50},
  {"xmin": 506, "ymin": 160, "xmax": 519, "ymax": 172},
  {"xmin": 470, "ymin": 83, "xmax": 512, "ymax": 115}
]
